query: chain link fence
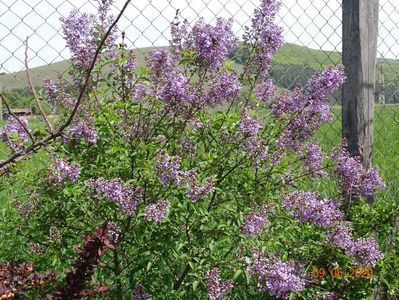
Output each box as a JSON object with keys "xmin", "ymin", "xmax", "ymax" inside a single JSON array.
[{"xmin": 0, "ymin": 0, "xmax": 398, "ymax": 195}]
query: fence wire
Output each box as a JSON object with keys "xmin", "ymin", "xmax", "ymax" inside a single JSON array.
[{"xmin": 0, "ymin": 0, "xmax": 398, "ymax": 196}]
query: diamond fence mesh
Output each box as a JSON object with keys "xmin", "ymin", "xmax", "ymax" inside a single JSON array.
[{"xmin": 0, "ymin": 0, "xmax": 398, "ymax": 195}]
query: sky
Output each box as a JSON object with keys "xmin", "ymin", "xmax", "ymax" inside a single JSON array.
[{"xmin": 0, "ymin": 0, "xmax": 398, "ymax": 73}]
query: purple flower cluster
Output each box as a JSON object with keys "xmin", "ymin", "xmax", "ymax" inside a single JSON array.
[
  {"xmin": 43, "ymin": 78, "xmax": 58, "ymax": 101},
  {"xmin": 255, "ymin": 79, "xmax": 276, "ymax": 103},
  {"xmin": 244, "ymin": 137, "xmax": 269, "ymax": 167},
  {"xmin": 205, "ymin": 268, "xmax": 233, "ymax": 300},
  {"xmin": 247, "ymin": 248, "xmax": 305, "ymax": 299},
  {"xmin": 180, "ymin": 17, "xmax": 236, "ymax": 70},
  {"xmin": 282, "ymin": 192, "xmax": 343, "ymax": 228},
  {"xmin": 144, "ymin": 200, "xmax": 170, "ymax": 223},
  {"xmin": 60, "ymin": 1, "xmax": 116, "ymax": 73},
  {"xmin": 207, "ymin": 72, "xmax": 241, "ymax": 105},
  {"xmin": 146, "ymin": 49, "xmax": 175, "ymax": 80},
  {"xmin": 333, "ymin": 142, "xmax": 385, "ymax": 197},
  {"xmin": 131, "ymin": 284, "xmax": 151, "ymax": 300},
  {"xmin": 65, "ymin": 120, "xmax": 99, "ymax": 145},
  {"xmin": 155, "ymin": 151, "xmax": 214, "ymax": 202},
  {"xmin": 122, "ymin": 49, "xmax": 137, "ymax": 83},
  {"xmin": 49, "ymin": 156, "xmax": 81, "ymax": 185},
  {"xmin": 327, "ymin": 225, "xmax": 383, "ymax": 267},
  {"xmin": 301, "ymin": 142, "xmax": 327, "ymax": 176},
  {"xmin": 240, "ymin": 110, "xmax": 261, "ymax": 136},
  {"xmin": 272, "ymin": 67, "xmax": 345, "ymax": 150},
  {"xmin": 60, "ymin": 9, "xmax": 96, "ymax": 71},
  {"xmin": 86, "ymin": 178, "xmax": 142, "ymax": 215},
  {"xmin": 154, "ymin": 150, "xmax": 183, "ymax": 187},
  {"xmin": 0, "ymin": 116, "xmax": 31, "ymax": 150},
  {"xmin": 185, "ymin": 171, "xmax": 215, "ymax": 202},
  {"xmin": 347, "ymin": 237, "xmax": 384, "ymax": 267},
  {"xmin": 241, "ymin": 208, "xmax": 270, "ymax": 237},
  {"xmin": 160, "ymin": 74, "xmax": 190, "ymax": 108},
  {"xmin": 244, "ymin": 0, "xmax": 283, "ymax": 73}
]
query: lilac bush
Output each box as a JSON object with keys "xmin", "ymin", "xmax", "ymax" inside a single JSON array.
[{"xmin": 0, "ymin": 0, "xmax": 389, "ymax": 299}]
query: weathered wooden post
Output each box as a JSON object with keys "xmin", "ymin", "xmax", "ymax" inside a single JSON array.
[
  {"xmin": 342, "ymin": 2, "xmax": 382, "ymax": 299},
  {"xmin": 342, "ymin": 0, "xmax": 379, "ymax": 169}
]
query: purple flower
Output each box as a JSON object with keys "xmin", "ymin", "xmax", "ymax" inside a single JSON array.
[
  {"xmin": 360, "ymin": 169, "xmax": 386, "ymax": 197},
  {"xmin": 86, "ymin": 178, "xmax": 141, "ymax": 215},
  {"xmin": 160, "ymin": 74, "xmax": 190, "ymax": 109},
  {"xmin": 347, "ymin": 237, "xmax": 384, "ymax": 267},
  {"xmin": 326, "ymin": 224, "xmax": 383, "ymax": 267},
  {"xmin": 131, "ymin": 284, "xmax": 151, "ymax": 300},
  {"xmin": 60, "ymin": 9, "xmax": 96, "ymax": 71},
  {"xmin": 154, "ymin": 150, "xmax": 183, "ymax": 187},
  {"xmin": 326, "ymin": 224, "xmax": 353, "ymax": 250},
  {"xmin": 272, "ymin": 67, "xmax": 345, "ymax": 150},
  {"xmin": 64, "ymin": 120, "xmax": 98, "ymax": 145},
  {"xmin": 144, "ymin": 200, "xmax": 170, "ymax": 223},
  {"xmin": 247, "ymin": 249, "xmax": 305, "ymax": 298},
  {"xmin": 301, "ymin": 142, "xmax": 327, "ymax": 176},
  {"xmin": 44, "ymin": 78, "xmax": 58, "ymax": 101},
  {"xmin": 333, "ymin": 142, "xmax": 385, "ymax": 197},
  {"xmin": 240, "ymin": 111, "xmax": 261, "ymax": 136},
  {"xmin": 205, "ymin": 268, "xmax": 233, "ymax": 300},
  {"xmin": 61, "ymin": 2, "xmax": 117, "ymax": 73},
  {"xmin": 241, "ymin": 208, "xmax": 269, "ymax": 237},
  {"xmin": 282, "ymin": 192, "xmax": 343, "ymax": 228},
  {"xmin": 182, "ymin": 17, "xmax": 236, "ymax": 70},
  {"xmin": 244, "ymin": 0, "xmax": 283, "ymax": 73},
  {"xmin": 146, "ymin": 49, "xmax": 175, "ymax": 80},
  {"xmin": 0, "ymin": 116, "xmax": 31, "ymax": 150},
  {"xmin": 244, "ymin": 137, "xmax": 269, "ymax": 167},
  {"xmin": 207, "ymin": 72, "xmax": 241, "ymax": 105},
  {"xmin": 255, "ymin": 79, "xmax": 276, "ymax": 103},
  {"xmin": 184, "ymin": 170, "xmax": 214, "ymax": 202},
  {"xmin": 49, "ymin": 157, "xmax": 81, "ymax": 185}
]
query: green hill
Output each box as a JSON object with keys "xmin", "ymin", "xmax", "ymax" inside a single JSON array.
[{"xmin": 1, "ymin": 43, "xmax": 399, "ymax": 103}]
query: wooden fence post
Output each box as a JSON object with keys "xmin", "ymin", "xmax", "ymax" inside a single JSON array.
[{"xmin": 342, "ymin": 0, "xmax": 379, "ymax": 169}]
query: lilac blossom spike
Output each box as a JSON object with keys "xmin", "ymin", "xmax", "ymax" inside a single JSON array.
[
  {"xmin": 144, "ymin": 200, "xmax": 170, "ymax": 223},
  {"xmin": 44, "ymin": 78, "xmax": 58, "ymax": 101},
  {"xmin": 255, "ymin": 79, "xmax": 276, "ymax": 103},
  {"xmin": 86, "ymin": 178, "xmax": 141, "ymax": 215},
  {"xmin": 182, "ymin": 17, "xmax": 236, "ymax": 70},
  {"xmin": 64, "ymin": 121, "xmax": 99, "ymax": 145},
  {"xmin": 282, "ymin": 192, "xmax": 343, "ymax": 228},
  {"xmin": 154, "ymin": 150, "xmax": 183, "ymax": 187},
  {"xmin": 205, "ymin": 268, "xmax": 234, "ymax": 300},
  {"xmin": 347, "ymin": 237, "xmax": 384, "ymax": 267},
  {"xmin": 49, "ymin": 157, "xmax": 81, "ymax": 185},
  {"xmin": 332, "ymin": 141, "xmax": 385, "ymax": 197},
  {"xmin": 0, "ymin": 116, "xmax": 31, "ymax": 150},
  {"xmin": 184, "ymin": 170, "xmax": 214, "ymax": 202},
  {"xmin": 247, "ymin": 248, "xmax": 305, "ymax": 298},
  {"xmin": 240, "ymin": 111, "xmax": 261, "ymax": 136},
  {"xmin": 241, "ymin": 208, "xmax": 270, "ymax": 237}
]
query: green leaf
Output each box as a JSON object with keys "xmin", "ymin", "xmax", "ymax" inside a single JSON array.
[
  {"xmin": 192, "ymin": 280, "xmax": 199, "ymax": 291},
  {"xmin": 233, "ymin": 269, "xmax": 242, "ymax": 280},
  {"xmin": 147, "ymin": 261, "xmax": 153, "ymax": 272}
]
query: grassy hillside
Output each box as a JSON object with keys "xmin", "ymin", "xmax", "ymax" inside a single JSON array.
[
  {"xmin": 0, "ymin": 47, "xmax": 161, "ymax": 91},
  {"xmin": 1, "ymin": 43, "xmax": 399, "ymax": 102}
]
